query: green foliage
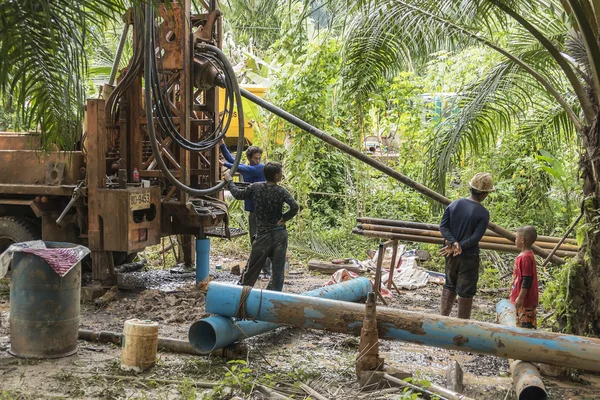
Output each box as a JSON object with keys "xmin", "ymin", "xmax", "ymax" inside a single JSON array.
[
  {"xmin": 541, "ymin": 260, "xmax": 575, "ymax": 332},
  {"xmin": 178, "ymin": 378, "xmax": 198, "ymax": 400},
  {"xmin": 0, "ymin": 391, "xmax": 21, "ymax": 400},
  {"xmin": 400, "ymin": 374, "xmax": 439, "ymax": 400},
  {"xmin": 0, "ymin": 108, "xmax": 23, "ymax": 132},
  {"xmin": 204, "ymin": 360, "xmax": 255, "ymax": 399}
]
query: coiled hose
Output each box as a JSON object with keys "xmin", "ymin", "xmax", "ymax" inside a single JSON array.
[{"xmin": 144, "ymin": 4, "xmax": 244, "ymax": 195}]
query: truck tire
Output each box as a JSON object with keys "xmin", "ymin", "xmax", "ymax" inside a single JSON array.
[{"xmin": 0, "ymin": 216, "xmax": 41, "ymax": 253}]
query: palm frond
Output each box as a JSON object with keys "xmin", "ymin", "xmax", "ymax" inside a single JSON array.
[
  {"xmin": 0, "ymin": 0, "xmax": 125, "ymax": 148},
  {"xmin": 426, "ymin": 55, "xmax": 578, "ymax": 194},
  {"xmin": 342, "ymin": 0, "xmax": 478, "ymax": 95}
]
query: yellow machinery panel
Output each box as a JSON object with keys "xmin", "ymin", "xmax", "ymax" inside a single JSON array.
[{"xmin": 219, "ymin": 84, "xmax": 267, "ymax": 147}]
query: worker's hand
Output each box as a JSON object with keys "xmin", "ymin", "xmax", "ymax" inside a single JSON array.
[
  {"xmin": 452, "ymin": 242, "xmax": 462, "ymax": 256},
  {"xmin": 276, "ymin": 218, "xmax": 286, "ymax": 226},
  {"xmin": 219, "ymin": 158, "xmax": 225, "ymax": 166},
  {"xmin": 223, "ymin": 173, "xmax": 233, "ymax": 182},
  {"xmin": 220, "ymin": 139, "xmax": 225, "ymax": 145},
  {"xmin": 438, "ymin": 245, "xmax": 454, "ymax": 257},
  {"xmin": 515, "ymin": 295, "xmax": 524, "ymax": 310}
]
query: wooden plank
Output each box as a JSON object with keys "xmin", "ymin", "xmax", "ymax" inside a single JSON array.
[{"xmin": 307, "ymin": 260, "xmax": 364, "ymax": 274}]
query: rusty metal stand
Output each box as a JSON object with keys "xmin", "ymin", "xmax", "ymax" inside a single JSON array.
[
  {"xmin": 356, "ymin": 292, "xmax": 384, "ymax": 376},
  {"xmin": 387, "ymin": 240, "xmax": 398, "ymax": 289},
  {"xmin": 180, "ymin": 234, "xmax": 195, "ymax": 267},
  {"xmin": 374, "ymin": 241, "xmax": 402, "ymax": 301},
  {"xmin": 386, "ymin": 240, "xmax": 403, "ymax": 296},
  {"xmin": 374, "ymin": 244, "xmax": 387, "ymax": 305}
]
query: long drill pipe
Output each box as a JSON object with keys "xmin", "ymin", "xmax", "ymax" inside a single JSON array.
[
  {"xmin": 241, "ymin": 89, "xmax": 565, "ymax": 265},
  {"xmin": 205, "ymin": 282, "xmax": 600, "ymax": 372},
  {"xmin": 357, "ymin": 218, "xmax": 578, "ymax": 245},
  {"xmin": 189, "ymin": 277, "xmax": 372, "ymax": 353},
  {"xmin": 357, "ymin": 224, "xmax": 580, "ymax": 251},
  {"xmin": 496, "ymin": 301, "xmax": 548, "ymax": 400},
  {"xmin": 77, "ymin": 329, "xmax": 247, "ymax": 359},
  {"xmin": 353, "ymin": 229, "xmax": 578, "ymax": 258}
]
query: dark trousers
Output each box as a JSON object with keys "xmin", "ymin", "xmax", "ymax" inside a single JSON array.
[
  {"xmin": 248, "ymin": 212, "xmax": 272, "ymax": 275},
  {"xmin": 240, "ymin": 228, "xmax": 288, "ymax": 291},
  {"xmin": 444, "ymin": 255, "xmax": 480, "ymax": 298}
]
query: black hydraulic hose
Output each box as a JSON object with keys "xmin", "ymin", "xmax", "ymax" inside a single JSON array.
[
  {"xmin": 149, "ymin": 26, "xmax": 235, "ymax": 152},
  {"xmin": 144, "ymin": 4, "xmax": 244, "ymax": 195}
]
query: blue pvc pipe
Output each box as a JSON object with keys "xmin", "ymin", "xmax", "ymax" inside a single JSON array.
[
  {"xmin": 196, "ymin": 238, "xmax": 210, "ymax": 283},
  {"xmin": 189, "ymin": 277, "xmax": 372, "ymax": 353},
  {"xmin": 204, "ymin": 283, "xmax": 600, "ymax": 372},
  {"xmin": 496, "ymin": 300, "xmax": 548, "ymax": 400}
]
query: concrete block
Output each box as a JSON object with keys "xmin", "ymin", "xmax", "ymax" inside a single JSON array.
[
  {"xmin": 359, "ymin": 368, "xmax": 411, "ymax": 392},
  {"xmin": 81, "ymin": 285, "xmax": 106, "ymax": 302},
  {"xmin": 446, "ymin": 359, "xmax": 464, "ymax": 393}
]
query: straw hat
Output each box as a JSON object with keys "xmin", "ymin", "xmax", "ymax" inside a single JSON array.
[{"xmin": 469, "ymin": 172, "xmax": 495, "ymax": 192}]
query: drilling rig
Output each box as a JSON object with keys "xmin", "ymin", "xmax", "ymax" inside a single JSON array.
[{"xmin": 0, "ymin": 0, "xmax": 244, "ymax": 288}]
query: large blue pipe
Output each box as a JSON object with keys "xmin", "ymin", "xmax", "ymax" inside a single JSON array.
[
  {"xmin": 196, "ymin": 238, "xmax": 210, "ymax": 283},
  {"xmin": 497, "ymin": 300, "xmax": 547, "ymax": 400},
  {"xmin": 205, "ymin": 283, "xmax": 600, "ymax": 372},
  {"xmin": 189, "ymin": 278, "xmax": 372, "ymax": 353}
]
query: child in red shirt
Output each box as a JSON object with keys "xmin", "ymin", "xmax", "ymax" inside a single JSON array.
[{"xmin": 510, "ymin": 225, "xmax": 539, "ymax": 329}]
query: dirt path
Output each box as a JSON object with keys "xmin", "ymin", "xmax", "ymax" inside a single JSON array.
[{"xmin": 0, "ymin": 252, "xmax": 599, "ymax": 399}]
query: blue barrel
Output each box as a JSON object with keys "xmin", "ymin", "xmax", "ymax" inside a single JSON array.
[{"xmin": 9, "ymin": 242, "xmax": 81, "ymax": 358}]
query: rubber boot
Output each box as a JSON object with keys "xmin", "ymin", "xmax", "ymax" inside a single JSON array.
[
  {"xmin": 457, "ymin": 296, "xmax": 474, "ymax": 319},
  {"xmin": 440, "ymin": 288, "xmax": 457, "ymax": 316}
]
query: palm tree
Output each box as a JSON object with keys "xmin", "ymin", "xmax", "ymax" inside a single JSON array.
[
  {"xmin": 343, "ymin": 0, "xmax": 600, "ymax": 335},
  {"xmin": 0, "ymin": 0, "xmax": 126, "ymax": 149}
]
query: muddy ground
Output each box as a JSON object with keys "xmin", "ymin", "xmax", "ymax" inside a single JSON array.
[{"xmin": 0, "ymin": 248, "xmax": 599, "ymax": 399}]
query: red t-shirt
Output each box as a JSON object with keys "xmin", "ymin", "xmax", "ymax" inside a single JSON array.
[{"xmin": 510, "ymin": 250, "xmax": 538, "ymax": 308}]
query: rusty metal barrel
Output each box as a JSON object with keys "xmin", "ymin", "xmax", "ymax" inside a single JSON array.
[{"xmin": 9, "ymin": 242, "xmax": 81, "ymax": 358}]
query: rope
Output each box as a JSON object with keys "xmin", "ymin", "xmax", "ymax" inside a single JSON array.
[{"xmin": 234, "ymin": 286, "xmax": 263, "ymax": 321}]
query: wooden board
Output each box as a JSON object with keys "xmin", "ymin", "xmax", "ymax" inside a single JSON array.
[{"xmin": 308, "ymin": 259, "xmax": 364, "ymax": 274}]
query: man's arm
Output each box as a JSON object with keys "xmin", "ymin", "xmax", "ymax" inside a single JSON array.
[
  {"xmin": 439, "ymin": 206, "xmax": 458, "ymax": 244},
  {"xmin": 281, "ymin": 189, "xmax": 299, "ymax": 221},
  {"xmin": 219, "ymin": 143, "xmax": 235, "ymax": 164},
  {"xmin": 459, "ymin": 211, "xmax": 490, "ymax": 251},
  {"xmin": 224, "ymin": 162, "xmax": 253, "ymax": 173},
  {"xmin": 225, "ymin": 174, "xmax": 252, "ymax": 200}
]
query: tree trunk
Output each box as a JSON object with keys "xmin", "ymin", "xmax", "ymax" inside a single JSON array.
[{"xmin": 568, "ymin": 118, "xmax": 600, "ymax": 335}]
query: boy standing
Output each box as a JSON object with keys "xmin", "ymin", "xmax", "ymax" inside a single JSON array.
[
  {"xmin": 439, "ymin": 172, "xmax": 494, "ymax": 319},
  {"xmin": 224, "ymin": 162, "xmax": 298, "ymax": 291},
  {"xmin": 510, "ymin": 225, "xmax": 539, "ymax": 329}
]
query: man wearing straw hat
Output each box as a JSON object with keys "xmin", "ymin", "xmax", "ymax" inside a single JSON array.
[{"xmin": 438, "ymin": 172, "xmax": 495, "ymax": 319}]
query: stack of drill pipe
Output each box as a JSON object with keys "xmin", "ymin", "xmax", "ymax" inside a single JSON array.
[
  {"xmin": 357, "ymin": 218, "xmax": 578, "ymax": 245},
  {"xmin": 354, "ymin": 219, "xmax": 578, "ymax": 258}
]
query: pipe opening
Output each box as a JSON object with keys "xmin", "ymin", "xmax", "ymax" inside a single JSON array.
[
  {"xmin": 519, "ymin": 386, "xmax": 547, "ymax": 400},
  {"xmin": 188, "ymin": 320, "xmax": 218, "ymax": 354}
]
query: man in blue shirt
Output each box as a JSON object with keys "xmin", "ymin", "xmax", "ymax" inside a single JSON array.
[
  {"xmin": 438, "ymin": 172, "xmax": 494, "ymax": 320},
  {"xmin": 220, "ymin": 141, "xmax": 271, "ymax": 276}
]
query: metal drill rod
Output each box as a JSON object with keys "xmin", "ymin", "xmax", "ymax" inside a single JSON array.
[{"xmin": 240, "ymin": 88, "xmax": 565, "ymax": 265}]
